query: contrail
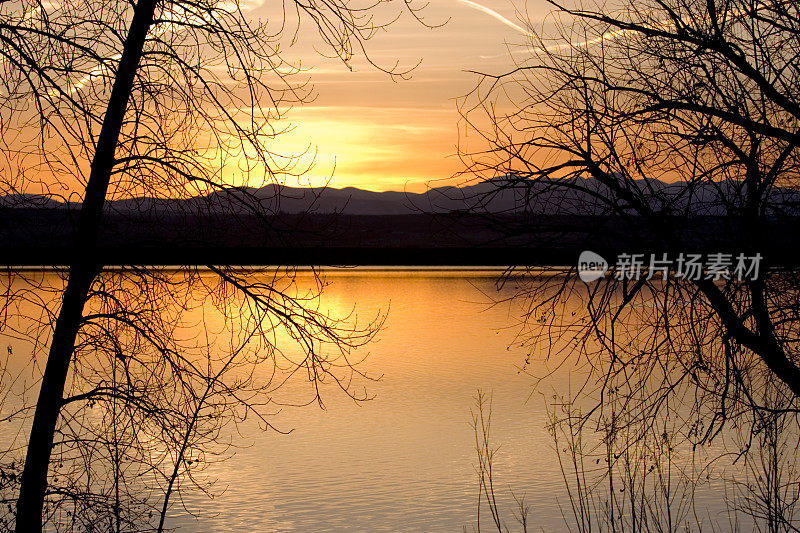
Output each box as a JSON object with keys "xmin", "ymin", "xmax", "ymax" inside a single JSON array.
[
  {"xmin": 456, "ymin": 0, "xmax": 531, "ymax": 36},
  {"xmin": 35, "ymin": 0, "xmax": 264, "ymax": 97},
  {"xmin": 479, "ymin": 1, "xmax": 787, "ymax": 58},
  {"xmin": 538, "ymin": 27, "xmax": 633, "ymax": 53},
  {"xmin": 478, "ymin": 25, "xmax": 632, "ymax": 59}
]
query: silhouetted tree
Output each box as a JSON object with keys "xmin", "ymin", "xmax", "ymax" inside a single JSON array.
[
  {"xmin": 459, "ymin": 0, "xmax": 800, "ymax": 527},
  {"xmin": 0, "ymin": 0, "xmax": 427, "ymax": 529}
]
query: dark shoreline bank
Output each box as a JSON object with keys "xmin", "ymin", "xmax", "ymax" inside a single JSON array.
[
  {"xmin": 3, "ymin": 210, "xmax": 800, "ymax": 266},
  {"xmin": 3, "ymin": 246, "xmax": 800, "ymax": 267}
]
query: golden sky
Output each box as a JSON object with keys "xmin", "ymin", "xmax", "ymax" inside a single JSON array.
[
  {"xmin": 2, "ymin": 0, "xmax": 555, "ymax": 197},
  {"xmin": 247, "ymin": 0, "xmax": 553, "ymax": 192}
]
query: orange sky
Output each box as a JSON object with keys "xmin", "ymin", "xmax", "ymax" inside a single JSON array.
[
  {"xmin": 244, "ymin": 0, "xmax": 553, "ymax": 193},
  {"xmin": 2, "ymin": 0, "xmax": 555, "ymax": 197}
]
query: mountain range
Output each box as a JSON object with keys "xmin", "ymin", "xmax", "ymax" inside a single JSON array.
[
  {"xmin": 2, "ymin": 177, "xmax": 800, "ymax": 265},
  {"xmin": 3, "ymin": 177, "xmax": 800, "ymax": 217}
]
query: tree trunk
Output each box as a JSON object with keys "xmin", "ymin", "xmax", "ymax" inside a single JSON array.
[{"xmin": 15, "ymin": 1, "xmax": 156, "ymax": 530}]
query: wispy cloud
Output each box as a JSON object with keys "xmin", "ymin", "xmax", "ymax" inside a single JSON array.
[
  {"xmin": 456, "ymin": 0, "xmax": 531, "ymax": 36},
  {"xmin": 41, "ymin": 0, "xmax": 267, "ymax": 97},
  {"xmin": 478, "ymin": 1, "xmax": 783, "ymax": 58}
]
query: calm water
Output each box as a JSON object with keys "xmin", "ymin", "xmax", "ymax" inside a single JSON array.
[
  {"xmin": 165, "ymin": 269, "xmax": 568, "ymax": 532},
  {"xmin": 0, "ymin": 269, "xmax": 771, "ymax": 531}
]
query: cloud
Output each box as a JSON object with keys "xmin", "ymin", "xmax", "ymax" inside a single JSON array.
[{"xmin": 456, "ymin": 0, "xmax": 531, "ymax": 36}]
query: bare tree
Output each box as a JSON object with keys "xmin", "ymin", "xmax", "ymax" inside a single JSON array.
[
  {"xmin": 460, "ymin": 0, "xmax": 800, "ymax": 445},
  {"xmin": 0, "ymin": 0, "xmax": 429, "ymax": 529},
  {"xmin": 457, "ymin": 0, "xmax": 800, "ymax": 528}
]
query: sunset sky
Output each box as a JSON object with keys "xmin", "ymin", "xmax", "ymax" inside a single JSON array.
[
  {"xmin": 249, "ymin": 0, "xmax": 552, "ymax": 192},
  {"xmin": 2, "ymin": 0, "xmax": 557, "ymax": 197}
]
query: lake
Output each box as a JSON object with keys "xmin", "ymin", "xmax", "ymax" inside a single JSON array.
[
  {"xmin": 0, "ymin": 268, "xmax": 786, "ymax": 531},
  {"xmin": 166, "ymin": 268, "xmax": 569, "ymax": 532}
]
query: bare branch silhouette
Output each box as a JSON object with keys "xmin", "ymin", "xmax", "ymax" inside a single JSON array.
[{"xmin": 0, "ymin": 0, "xmax": 420, "ymax": 529}]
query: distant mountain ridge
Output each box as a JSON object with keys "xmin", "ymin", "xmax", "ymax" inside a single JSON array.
[
  {"xmin": 2, "ymin": 177, "xmax": 800, "ymax": 216},
  {"xmin": 3, "ymin": 177, "xmax": 800, "ymax": 266}
]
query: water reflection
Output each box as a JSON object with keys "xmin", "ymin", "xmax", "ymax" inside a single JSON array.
[
  {"xmin": 1, "ymin": 269, "xmax": 783, "ymax": 531},
  {"xmin": 166, "ymin": 269, "xmax": 566, "ymax": 532}
]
